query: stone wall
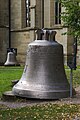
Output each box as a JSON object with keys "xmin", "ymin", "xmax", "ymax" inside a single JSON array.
[
  {"xmin": 36, "ymin": 0, "xmax": 42, "ymax": 28},
  {"xmin": 11, "ymin": 28, "xmax": 36, "ymax": 65},
  {"xmin": 0, "ymin": 28, "xmax": 9, "ymax": 64},
  {"xmin": 11, "ymin": 0, "xmax": 23, "ymax": 29},
  {"xmin": 0, "ymin": 0, "xmax": 9, "ymax": 26},
  {"xmin": 0, "ymin": 0, "xmax": 80, "ymax": 65},
  {"xmin": 0, "ymin": 0, "xmax": 9, "ymax": 65}
]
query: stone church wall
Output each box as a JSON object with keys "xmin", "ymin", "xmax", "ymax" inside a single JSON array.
[{"xmin": 0, "ymin": 0, "xmax": 80, "ymax": 66}]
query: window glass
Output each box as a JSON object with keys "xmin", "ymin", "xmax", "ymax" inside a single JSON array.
[
  {"xmin": 26, "ymin": 0, "xmax": 30, "ymax": 27},
  {"xmin": 55, "ymin": 1, "xmax": 61, "ymax": 24}
]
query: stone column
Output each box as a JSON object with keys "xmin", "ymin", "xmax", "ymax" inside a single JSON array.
[
  {"xmin": 44, "ymin": 0, "xmax": 54, "ymax": 28},
  {"xmin": 11, "ymin": 0, "xmax": 22, "ymax": 29},
  {"xmin": 0, "ymin": 0, "xmax": 9, "ymax": 64},
  {"xmin": 30, "ymin": 0, "xmax": 36, "ymax": 27},
  {"xmin": 36, "ymin": 0, "xmax": 42, "ymax": 28}
]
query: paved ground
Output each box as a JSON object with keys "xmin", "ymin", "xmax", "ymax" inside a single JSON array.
[{"xmin": 0, "ymin": 87, "xmax": 80, "ymax": 109}]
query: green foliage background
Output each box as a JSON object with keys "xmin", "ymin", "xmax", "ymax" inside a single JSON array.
[{"xmin": 60, "ymin": 0, "xmax": 80, "ymax": 40}]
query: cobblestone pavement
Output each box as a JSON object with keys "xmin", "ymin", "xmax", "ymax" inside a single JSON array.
[{"xmin": 0, "ymin": 87, "xmax": 80, "ymax": 109}]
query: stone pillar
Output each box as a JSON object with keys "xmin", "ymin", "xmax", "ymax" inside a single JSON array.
[
  {"xmin": 30, "ymin": 0, "xmax": 36, "ymax": 27},
  {"xmin": 11, "ymin": 0, "xmax": 22, "ymax": 29},
  {"xmin": 0, "ymin": 0, "xmax": 9, "ymax": 64},
  {"xmin": 36, "ymin": 0, "xmax": 42, "ymax": 28},
  {"xmin": 50, "ymin": 0, "xmax": 55, "ymax": 27},
  {"xmin": 0, "ymin": 28, "xmax": 9, "ymax": 64},
  {"xmin": 44, "ymin": 0, "xmax": 50, "ymax": 27},
  {"xmin": 44, "ymin": 0, "xmax": 54, "ymax": 28},
  {"xmin": 0, "ymin": 0, "xmax": 9, "ymax": 26}
]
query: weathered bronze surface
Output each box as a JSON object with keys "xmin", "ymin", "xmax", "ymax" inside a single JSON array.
[
  {"xmin": 12, "ymin": 30, "xmax": 70, "ymax": 99},
  {"xmin": 4, "ymin": 52, "xmax": 19, "ymax": 66}
]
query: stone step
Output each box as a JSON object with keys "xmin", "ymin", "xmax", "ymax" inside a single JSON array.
[{"xmin": 2, "ymin": 91, "xmax": 18, "ymax": 101}]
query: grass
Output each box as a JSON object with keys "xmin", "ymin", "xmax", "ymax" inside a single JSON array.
[
  {"xmin": 0, "ymin": 104, "xmax": 80, "ymax": 119},
  {"xmin": 0, "ymin": 66, "xmax": 80, "ymax": 96},
  {"xmin": 0, "ymin": 66, "xmax": 80, "ymax": 120},
  {"xmin": 0, "ymin": 66, "xmax": 23, "ymax": 97},
  {"xmin": 66, "ymin": 68, "xmax": 80, "ymax": 88}
]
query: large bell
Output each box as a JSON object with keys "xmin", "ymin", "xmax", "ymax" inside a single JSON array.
[
  {"xmin": 12, "ymin": 29, "xmax": 71, "ymax": 99},
  {"xmin": 4, "ymin": 51, "xmax": 20, "ymax": 66}
]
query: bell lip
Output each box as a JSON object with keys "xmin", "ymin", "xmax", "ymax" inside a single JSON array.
[
  {"xmin": 12, "ymin": 86, "xmax": 74, "ymax": 99},
  {"xmin": 12, "ymin": 92, "xmax": 71, "ymax": 100},
  {"xmin": 4, "ymin": 63, "xmax": 20, "ymax": 66},
  {"xmin": 12, "ymin": 82, "xmax": 76, "ymax": 99}
]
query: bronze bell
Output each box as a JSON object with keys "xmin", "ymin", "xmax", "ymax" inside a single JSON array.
[
  {"xmin": 4, "ymin": 51, "xmax": 19, "ymax": 66},
  {"xmin": 12, "ymin": 29, "xmax": 71, "ymax": 99}
]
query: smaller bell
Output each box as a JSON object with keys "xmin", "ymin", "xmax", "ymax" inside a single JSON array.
[{"xmin": 4, "ymin": 52, "xmax": 20, "ymax": 66}]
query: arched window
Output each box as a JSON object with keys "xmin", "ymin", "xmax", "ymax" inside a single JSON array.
[
  {"xmin": 26, "ymin": 0, "xmax": 30, "ymax": 27},
  {"xmin": 55, "ymin": 0, "xmax": 61, "ymax": 24}
]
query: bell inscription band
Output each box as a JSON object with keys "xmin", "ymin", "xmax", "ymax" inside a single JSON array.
[{"xmin": 12, "ymin": 29, "xmax": 74, "ymax": 99}]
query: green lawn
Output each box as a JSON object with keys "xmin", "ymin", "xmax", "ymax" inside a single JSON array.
[
  {"xmin": 0, "ymin": 66, "xmax": 80, "ymax": 97},
  {"xmin": 66, "ymin": 68, "xmax": 80, "ymax": 88},
  {"xmin": 0, "ymin": 66, "xmax": 80, "ymax": 120},
  {"xmin": 0, "ymin": 66, "xmax": 23, "ymax": 97},
  {"xmin": 0, "ymin": 104, "xmax": 80, "ymax": 120}
]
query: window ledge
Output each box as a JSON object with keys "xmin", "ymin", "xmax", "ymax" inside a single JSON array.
[
  {"xmin": 11, "ymin": 27, "xmax": 40, "ymax": 32},
  {"xmin": 52, "ymin": 25, "xmax": 63, "ymax": 29}
]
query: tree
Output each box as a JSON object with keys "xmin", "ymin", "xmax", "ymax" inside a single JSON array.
[
  {"xmin": 59, "ymin": 0, "xmax": 80, "ymax": 70},
  {"xmin": 60, "ymin": 0, "xmax": 80, "ymax": 41}
]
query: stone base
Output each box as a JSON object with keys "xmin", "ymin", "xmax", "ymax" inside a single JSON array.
[{"xmin": 2, "ymin": 91, "xmax": 18, "ymax": 101}]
